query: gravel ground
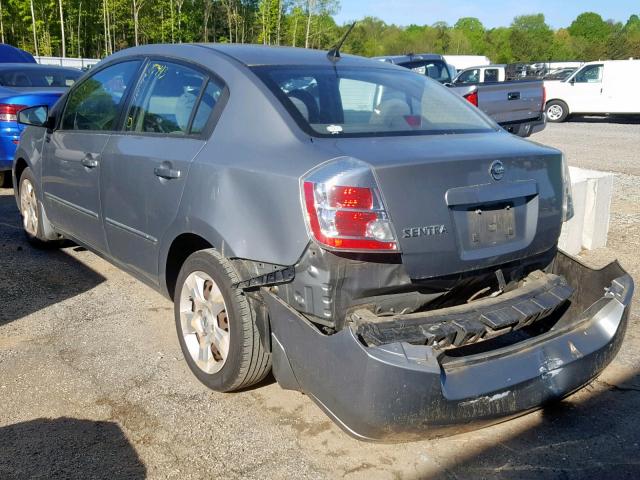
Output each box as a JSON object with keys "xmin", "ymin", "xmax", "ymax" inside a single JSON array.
[{"xmin": 1, "ymin": 119, "xmax": 639, "ymax": 479}]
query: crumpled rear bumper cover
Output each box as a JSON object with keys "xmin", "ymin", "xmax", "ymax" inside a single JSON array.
[{"xmin": 264, "ymin": 251, "xmax": 634, "ymax": 441}]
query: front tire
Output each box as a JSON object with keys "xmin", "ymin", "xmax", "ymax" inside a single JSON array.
[
  {"xmin": 19, "ymin": 167, "xmax": 59, "ymax": 247},
  {"xmin": 174, "ymin": 249, "xmax": 271, "ymax": 392},
  {"xmin": 546, "ymin": 100, "xmax": 569, "ymax": 123}
]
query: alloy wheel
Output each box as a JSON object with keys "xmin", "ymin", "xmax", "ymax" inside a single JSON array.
[
  {"xmin": 20, "ymin": 178, "xmax": 38, "ymax": 237},
  {"xmin": 179, "ymin": 271, "xmax": 230, "ymax": 374}
]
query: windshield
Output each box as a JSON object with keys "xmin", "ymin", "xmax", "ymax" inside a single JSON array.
[
  {"xmin": 253, "ymin": 66, "xmax": 494, "ymax": 138},
  {"xmin": 0, "ymin": 67, "xmax": 81, "ymax": 87}
]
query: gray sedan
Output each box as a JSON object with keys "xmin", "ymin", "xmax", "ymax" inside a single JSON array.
[{"xmin": 12, "ymin": 44, "xmax": 633, "ymax": 441}]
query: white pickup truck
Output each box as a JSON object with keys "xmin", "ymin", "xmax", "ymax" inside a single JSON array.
[
  {"xmin": 453, "ymin": 64, "xmax": 509, "ymax": 83},
  {"xmin": 544, "ymin": 59, "xmax": 640, "ymax": 122},
  {"xmin": 377, "ymin": 55, "xmax": 546, "ymax": 138}
]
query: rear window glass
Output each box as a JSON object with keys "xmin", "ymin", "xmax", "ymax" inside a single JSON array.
[
  {"xmin": 0, "ymin": 68, "xmax": 81, "ymax": 87},
  {"xmin": 397, "ymin": 60, "xmax": 452, "ymax": 83},
  {"xmin": 253, "ymin": 66, "xmax": 494, "ymax": 138}
]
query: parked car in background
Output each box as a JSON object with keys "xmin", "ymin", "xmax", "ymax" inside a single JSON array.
[
  {"xmin": 453, "ymin": 64, "xmax": 508, "ymax": 84},
  {"xmin": 543, "ymin": 67, "xmax": 577, "ymax": 81},
  {"xmin": 0, "ymin": 64, "xmax": 82, "ymax": 186},
  {"xmin": 12, "ymin": 44, "xmax": 633, "ymax": 441},
  {"xmin": 544, "ymin": 60, "xmax": 640, "ymax": 122},
  {"xmin": 448, "ymin": 80, "xmax": 546, "ymax": 137},
  {"xmin": 453, "ymin": 63, "xmax": 551, "ymax": 84},
  {"xmin": 380, "ymin": 57, "xmax": 546, "ymax": 137},
  {"xmin": 0, "ymin": 44, "xmax": 36, "ymax": 63}
]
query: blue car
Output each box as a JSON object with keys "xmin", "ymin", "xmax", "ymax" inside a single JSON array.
[
  {"xmin": 0, "ymin": 44, "xmax": 36, "ymax": 63},
  {"xmin": 0, "ymin": 63, "xmax": 81, "ymax": 185}
]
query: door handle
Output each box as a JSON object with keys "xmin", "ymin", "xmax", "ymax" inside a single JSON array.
[
  {"xmin": 507, "ymin": 92, "xmax": 520, "ymax": 100},
  {"xmin": 154, "ymin": 162, "xmax": 181, "ymax": 180},
  {"xmin": 81, "ymin": 154, "xmax": 99, "ymax": 169}
]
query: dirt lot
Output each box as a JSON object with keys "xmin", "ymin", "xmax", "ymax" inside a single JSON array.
[{"xmin": 1, "ymin": 119, "xmax": 639, "ymax": 479}]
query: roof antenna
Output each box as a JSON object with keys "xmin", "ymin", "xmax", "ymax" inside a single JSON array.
[{"xmin": 327, "ymin": 22, "xmax": 356, "ymax": 62}]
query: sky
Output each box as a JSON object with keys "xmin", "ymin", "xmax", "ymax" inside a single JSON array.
[{"xmin": 333, "ymin": 0, "xmax": 640, "ymax": 29}]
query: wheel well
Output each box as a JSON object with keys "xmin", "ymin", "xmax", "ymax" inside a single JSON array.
[
  {"xmin": 165, "ymin": 233, "xmax": 213, "ymax": 300},
  {"xmin": 546, "ymin": 99, "xmax": 568, "ymax": 108},
  {"xmin": 14, "ymin": 158, "xmax": 28, "ymax": 186}
]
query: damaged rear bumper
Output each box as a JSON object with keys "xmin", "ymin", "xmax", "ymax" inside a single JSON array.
[{"xmin": 264, "ymin": 251, "xmax": 634, "ymax": 441}]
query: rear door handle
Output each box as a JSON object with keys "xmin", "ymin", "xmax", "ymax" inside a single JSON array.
[
  {"xmin": 81, "ymin": 154, "xmax": 99, "ymax": 169},
  {"xmin": 507, "ymin": 92, "xmax": 520, "ymax": 100},
  {"xmin": 154, "ymin": 162, "xmax": 181, "ymax": 180}
]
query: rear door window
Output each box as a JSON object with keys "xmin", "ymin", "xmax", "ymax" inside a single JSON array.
[
  {"xmin": 190, "ymin": 80, "xmax": 225, "ymax": 134},
  {"xmin": 484, "ymin": 69, "xmax": 499, "ymax": 82},
  {"xmin": 61, "ymin": 60, "xmax": 141, "ymax": 131},
  {"xmin": 124, "ymin": 61, "xmax": 208, "ymax": 135}
]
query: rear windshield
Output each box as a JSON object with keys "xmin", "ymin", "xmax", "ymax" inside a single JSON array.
[
  {"xmin": 0, "ymin": 67, "xmax": 81, "ymax": 87},
  {"xmin": 396, "ymin": 60, "xmax": 452, "ymax": 83},
  {"xmin": 253, "ymin": 66, "xmax": 494, "ymax": 138}
]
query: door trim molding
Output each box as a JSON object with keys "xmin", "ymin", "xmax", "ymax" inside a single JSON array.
[
  {"xmin": 45, "ymin": 192, "xmax": 99, "ymax": 219},
  {"xmin": 105, "ymin": 216, "xmax": 158, "ymax": 244}
]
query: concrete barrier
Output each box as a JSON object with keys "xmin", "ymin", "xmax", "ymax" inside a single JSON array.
[{"xmin": 558, "ymin": 167, "xmax": 614, "ymax": 255}]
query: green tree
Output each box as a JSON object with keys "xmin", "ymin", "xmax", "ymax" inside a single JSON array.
[
  {"xmin": 509, "ymin": 14, "xmax": 553, "ymax": 61},
  {"xmin": 454, "ymin": 17, "xmax": 485, "ymax": 53}
]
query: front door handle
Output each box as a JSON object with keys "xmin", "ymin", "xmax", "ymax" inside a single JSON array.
[
  {"xmin": 81, "ymin": 154, "xmax": 99, "ymax": 169},
  {"xmin": 154, "ymin": 162, "xmax": 181, "ymax": 180}
]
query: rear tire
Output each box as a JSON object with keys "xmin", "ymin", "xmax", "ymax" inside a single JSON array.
[
  {"xmin": 18, "ymin": 167, "xmax": 61, "ymax": 248},
  {"xmin": 174, "ymin": 248, "xmax": 271, "ymax": 392},
  {"xmin": 546, "ymin": 100, "xmax": 569, "ymax": 123}
]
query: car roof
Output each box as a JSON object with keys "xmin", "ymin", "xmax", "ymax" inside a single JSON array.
[
  {"xmin": 0, "ymin": 63, "xmax": 80, "ymax": 72},
  {"xmin": 197, "ymin": 44, "xmax": 400, "ymax": 69}
]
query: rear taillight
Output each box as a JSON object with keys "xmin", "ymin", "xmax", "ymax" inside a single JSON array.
[
  {"xmin": 0, "ymin": 104, "xmax": 27, "ymax": 122},
  {"xmin": 463, "ymin": 90, "xmax": 478, "ymax": 108},
  {"xmin": 561, "ymin": 154, "xmax": 574, "ymax": 222},
  {"xmin": 301, "ymin": 158, "xmax": 398, "ymax": 252},
  {"xmin": 541, "ymin": 86, "xmax": 546, "ymax": 113}
]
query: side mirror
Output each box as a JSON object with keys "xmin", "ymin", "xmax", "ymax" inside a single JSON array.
[
  {"xmin": 569, "ymin": 78, "xmax": 576, "ymax": 85},
  {"xmin": 17, "ymin": 105, "xmax": 50, "ymax": 128}
]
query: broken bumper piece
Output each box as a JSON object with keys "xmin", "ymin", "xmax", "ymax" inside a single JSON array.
[
  {"xmin": 264, "ymin": 252, "xmax": 634, "ymax": 441},
  {"xmin": 353, "ymin": 269, "xmax": 574, "ymax": 348}
]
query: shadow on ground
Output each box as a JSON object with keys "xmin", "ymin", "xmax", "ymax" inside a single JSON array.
[
  {"xmin": 0, "ymin": 189, "xmax": 106, "ymax": 325},
  {"xmin": 0, "ymin": 417, "xmax": 146, "ymax": 479},
  {"xmin": 424, "ymin": 370, "xmax": 640, "ymax": 480},
  {"xmin": 567, "ymin": 115, "xmax": 640, "ymax": 125}
]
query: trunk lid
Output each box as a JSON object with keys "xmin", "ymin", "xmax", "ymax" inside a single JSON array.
[{"xmin": 330, "ymin": 132, "xmax": 564, "ymax": 279}]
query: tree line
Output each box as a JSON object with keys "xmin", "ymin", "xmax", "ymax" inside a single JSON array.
[{"xmin": 0, "ymin": 1, "xmax": 638, "ymax": 63}]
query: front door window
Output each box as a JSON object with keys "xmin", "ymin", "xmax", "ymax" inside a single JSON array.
[{"xmin": 61, "ymin": 61, "xmax": 141, "ymax": 131}]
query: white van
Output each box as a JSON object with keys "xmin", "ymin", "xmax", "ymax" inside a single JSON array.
[{"xmin": 544, "ymin": 59, "xmax": 640, "ymax": 122}]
